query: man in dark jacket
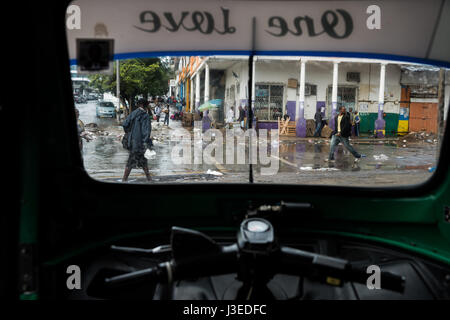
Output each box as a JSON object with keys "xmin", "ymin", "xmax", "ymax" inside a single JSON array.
[
  {"xmin": 122, "ymin": 99, "xmax": 152, "ymax": 182},
  {"xmin": 313, "ymin": 109, "xmax": 323, "ymax": 137},
  {"xmin": 326, "ymin": 106, "xmax": 363, "ymax": 162},
  {"xmin": 238, "ymin": 106, "xmax": 245, "ymax": 130}
]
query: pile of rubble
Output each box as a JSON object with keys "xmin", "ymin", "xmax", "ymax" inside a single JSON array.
[
  {"xmin": 84, "ymin": 123, "xmax": 119, "ymax": 141},
  {"xmin": 401, "ymin": 131, "xmax": 438, "ymax": 144},
  {"xmin": 84, "ymin": 123, "xmax": 99, "ymax": 132}
]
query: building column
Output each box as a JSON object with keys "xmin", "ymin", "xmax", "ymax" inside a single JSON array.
[
  {"xmin": 190, "ymin": 78, "xmax": 194, "ymax": 113},
  {"xmin": 296, "ymin": 59, "xmax": 307, "ymax": 137},
  {"xmin": 185, "ymin": 80, "xmax": 189, "ymax": 112},
  {"xmin": 195, "ymin": 72, "xmax": 200, "ymax": 110},
  {"xmin": 375, "ymin": 63, "xmax": 386, "ymax": 137},
  {"xmin": 116, "ymin": 60, "xmax": 120, "ymax": 120},
  {"xmin": 204, "ymin": 64, "xmax": 210, "ymax": 102},
  {"xmin": 250, "ymin": 57, "xmax": 256, "ymax": 128},
  {"xmin": 329, "ymin": 61, "xmax": 339, "ymax": 131},
  {"xmin": 203, "ymin": 64, "xmax": 211, "ymax": 132},
  {"xmin": 251, "ymin": 58, "xmax": 256, "ymax": 110}
]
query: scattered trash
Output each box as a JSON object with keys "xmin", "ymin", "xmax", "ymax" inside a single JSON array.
[
  {"xmin": 299, "ymin": 166, "xmax": 339, "ymax": 171},
  {"xmin": 206, "ymin": 169, "xmax": 223, "ymax": 176},
  {"xmin": 373, "ymin": 154, "xmax": 389, "ymax": 161},
  {"xmin": 403, "ymin": 131, "xmax": 437, "ymax": 144},
  {"xmin": 85, "ymin": 123, "xmax": 99, "ymax": 130}
]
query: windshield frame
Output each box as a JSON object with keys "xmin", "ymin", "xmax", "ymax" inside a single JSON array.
[{"xmin": 63, "ymin": 1, "xmax": 450, "ymax": 197}]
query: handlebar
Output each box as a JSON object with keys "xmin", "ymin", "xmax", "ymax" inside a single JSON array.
[{"xmin": 105, "ymin": 244, "xmax": 405, "ymax": 293}]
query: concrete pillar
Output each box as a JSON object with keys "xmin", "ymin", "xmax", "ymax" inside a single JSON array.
[
  {"xmin": 116, "ymin": 60, "xmax": 120, "ymax": 120},
  {"xmin": 251, "ymin": 58, "xmax": 256, "ymax": 110},
  {"xmin": 203, "ymin": 64, "xmax": 211, "ymax": 132},
  {"xmin": 296, "ymin": 59, "xmax": 307, "ymax": 137},
  {"xmin": 250, "ymin": 58, "xmax": 256, "ymax": 129},
  {"xmin": 204, "ymin": 64, "xmax": 210, "ymax": 103},
  {"xmin": 185, "ymin": 80, "xmax": 189, "ymax": 112},
  {"xmin": 190, "ymin": 78, "xmax": 194, "ymax": 112},
  {"xmin": 375, "ymin": 63, "xmax": 386, "ymax": 137},
  {"xmin": 195, "ymin": 72, "xmax": 200, "ymax": 110},
  {"xmin": 329, "ymin": 61, "xmax": 339, "ymax": 131}
]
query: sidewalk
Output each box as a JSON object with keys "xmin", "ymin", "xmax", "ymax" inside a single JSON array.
[{"xmin": 278, "ymin": 135, "xmax": 400, "ymax": 144}]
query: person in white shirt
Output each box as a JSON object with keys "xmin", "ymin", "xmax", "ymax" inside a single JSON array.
[
  {"xmin": 154, "ymin": 105, "xmax": 161, "ymax": 122},
  {"xmin": 226, "ymin": 106, "xmax": 235, "ymax": 128}
]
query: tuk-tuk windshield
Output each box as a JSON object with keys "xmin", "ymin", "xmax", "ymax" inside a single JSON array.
[{"xmin": 66, "ymin": 0, "xmax": 450, "ymax": 187}]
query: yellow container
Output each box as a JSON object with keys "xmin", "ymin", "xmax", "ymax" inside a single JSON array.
[{"xmin": 397, "ymin": 120, "xmax": 409, "ymax": 136}]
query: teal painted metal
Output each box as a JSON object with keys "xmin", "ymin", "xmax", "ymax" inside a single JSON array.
[{"xmin": 360, "ymin": 112, "xmax": 399, "ymax": 136}]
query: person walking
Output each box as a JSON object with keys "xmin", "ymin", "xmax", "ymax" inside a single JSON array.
[
  {"xmin": 155, "ymin": 104, "xmax": 161, "ymax": 122},
  {"xmin": 348, "ymin": 107, "xmax": 355, "ymax": 136},
  {"xmin": 122, "ymin": 99, "xmax": 152, "ymax": 182},
  {"xmin": 75, "ymin": 108, "xmax": 85, "ymax": 151},
  {"xmin": 354, "ymin": 111, "xmax": 361, "ymax": 137},
  {"xmin": 75, "ymin": 108, "xmax": 91, "ymax": 153},
  {"xmin": 326, "ymin": 106, "xmax": 364, "ymax": 163},
  {"xmin": 238, "ymin": 105, "xmax": 245, "ymax": 130},
  {"xmin": 163, "ymin": 104, "xmax": 170, "ymax": 126},
  {"xmin": 226, "ymin": 106, "xmax": 235, "ymax": 128},
  {"xmin": 313, "ymin": 108, "xmax": 323, "ymax": 137}
]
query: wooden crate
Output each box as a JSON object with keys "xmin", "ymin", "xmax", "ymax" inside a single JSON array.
[
  {"xmin": 182, "ymin": 112, "xmax": 194, "ymax": 127},
  {"xmin": 278, "ymin": 117, "xmax": 297, "ymax": 136}
]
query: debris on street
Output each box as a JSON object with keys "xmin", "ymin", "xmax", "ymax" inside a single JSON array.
[
  {"xmin": 402, "ymin": 131, "xmax": 437, "ymax": 144},
  {"xmin": 373, "ymin": 154, "xmax": 389, "ymax": 161},
  {"xmin": 206, "ymin": 169, "xmax": 223, "ymax": 176}
]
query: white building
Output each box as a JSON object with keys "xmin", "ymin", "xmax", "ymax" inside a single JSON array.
[
  {"xmin": 177, "ymin": 56, "xmax": 449, "ymax": 135},
  {"xmin": 70, "ymin": 65, "xmax": 90, "ymax": 95}
]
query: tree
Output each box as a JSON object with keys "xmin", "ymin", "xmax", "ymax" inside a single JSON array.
[{"xmin": 88, "ymin": 58, "xmax": 170, "ymax": 111}]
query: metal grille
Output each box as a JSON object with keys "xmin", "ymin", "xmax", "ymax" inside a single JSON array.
[
  {"xmin": 255, "ymin": 84, "xmax": 284, "ymax": 120},
  {"xmin": 327, "ymin": 86, "xmax": 357, "ymax": 117}
]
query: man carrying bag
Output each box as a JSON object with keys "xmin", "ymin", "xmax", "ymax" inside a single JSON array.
[{"xmin": 121, "ymin": 99, "xmax": 153, "ymax": 182}]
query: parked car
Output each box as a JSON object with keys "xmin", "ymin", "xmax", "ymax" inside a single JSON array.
[
  {"xmin": 87, "ymin": 93, "xmax": 98, "ymax": 101},
  {"xmin": 96, "ymin": 101, "xmax": 116, "ymax": 118},
  {"xmin": 74, "ymin": 95, "xmax": 87, "ymax": 104}
]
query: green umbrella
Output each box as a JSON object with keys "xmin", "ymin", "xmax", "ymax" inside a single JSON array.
[{"xmin": 198, "ymin": 101, "xmax": 219, "ymax": 112}]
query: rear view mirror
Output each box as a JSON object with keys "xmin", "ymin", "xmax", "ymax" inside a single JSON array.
[{"xmin": 76, "ymin": 38, "xmax": 114, "ymax": 74}]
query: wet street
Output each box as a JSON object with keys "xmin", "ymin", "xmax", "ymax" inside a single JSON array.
[{"xmin": 76, "ymin": 101, "xmax": 439, "ymax": 186}]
